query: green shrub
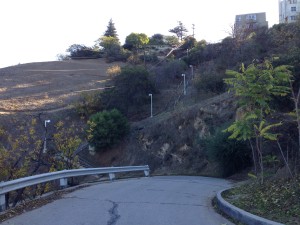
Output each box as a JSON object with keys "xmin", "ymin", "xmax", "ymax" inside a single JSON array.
[
  {"xmin": 204, "ymin": 125, "xmax": 252, "ymax": 177},
  {"xmin": 162, "ymin": 60, "xmax": 188, "ymax": 79},
  {"xmin": 66, "ymin": 44, "xmax": 101, "ymax": 58},
  {"xmin": 139, "ymin": 52, "xmax": 159, "ymax": 63},
  {"xmin": 74, "ymin": 91, "xmax": 102, "ymax": 118},
  {"xmin": 87, "ymin": 109, "xmax": 129, "ymax": 152},
  {"xmin": 194, "ymin": 73, "xmax": 227, "ymax": 94},
  {"xmin": 100, "ymin": 65, "xmax": 156, "ymax": 115}
]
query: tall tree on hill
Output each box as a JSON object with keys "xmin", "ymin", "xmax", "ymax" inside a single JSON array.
[
  {"xmin": 169, "ymin": 21, "xmax": 188, "ymax": 41},
  {"xmin": 96, "ymin": 19, "xmax": 128, "ymax": 61},
  {"xmin": 104, "ymin": 18, "xmax": 118, "ymax": 40},
  {"xmin": 149, "ymin": 34, "xmax": 165, "ymax": 45},
  {"xmin": 124, "ymin": 33, "xmax": 149, "ymax": 52}
]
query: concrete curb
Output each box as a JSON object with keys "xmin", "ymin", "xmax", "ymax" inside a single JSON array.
[{"xmin": 216, "ymin": 188, "xmax": 284, "ymax": 225}]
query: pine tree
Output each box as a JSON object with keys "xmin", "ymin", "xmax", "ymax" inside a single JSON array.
[
  {"xmin": 169, "ymin": 21, "xmax": 188, "ymax": 41},
  {"xmin": 104, "ymin": 18, "xmax": 118, "ymax": 39}
]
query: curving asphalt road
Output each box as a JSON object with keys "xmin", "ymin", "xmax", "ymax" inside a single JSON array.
[{"xmin": 1, "ymin": 176, "xmax": 234, "ymax": 225}]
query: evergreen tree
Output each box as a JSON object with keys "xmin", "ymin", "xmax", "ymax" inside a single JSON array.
[
  {"xmin": 104, "ymin": 18, "xmax": 118, "ymax": 40},
  {"xmin": 169, "ymin": 21, "xmax": 188, "ymax": 41}
]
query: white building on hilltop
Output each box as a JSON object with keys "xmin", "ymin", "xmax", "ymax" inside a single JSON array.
[
  {"xmin": 235, "ymin": 12, "xmax": 268, "ymax": 30},
  {"xmin": 279, "ymin": 0, "xmax": 300, "ymax": 23},
  {"xmin": 234, "ymin": 12, "xmax": 268, "ymax": 39}
]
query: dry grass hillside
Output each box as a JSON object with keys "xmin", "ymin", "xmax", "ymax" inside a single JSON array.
[
  {"xmin": 0, "ymin": 58, "xmax": 237, "ymax": 176},
  {"xmin": 0, "ymin": 59, "xmax": 124, "ymax": 113}
]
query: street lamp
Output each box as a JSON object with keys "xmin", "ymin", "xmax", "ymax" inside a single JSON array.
[
  {"xmin": 43, "ymin": 120, "xmax": 51, "ymax": 153},
  {"xmin": 189, "ymin": 65, "xmax": 194, "ymax": 79},
  {"xmin": 182, "ymin": 74, "xmax": 186, "ymax": 95},
  {"xmin": 148, "ymin": 93, "xmax": 153, "ymax": 118},
  {"xmin": 44, "ymin": 120, "xmax": 50, "ymax": 127}
]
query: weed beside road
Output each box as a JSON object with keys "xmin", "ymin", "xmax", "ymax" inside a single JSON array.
[{"xmin": 222, "ymin": 176, "xmax": 300, "ymax": 225}]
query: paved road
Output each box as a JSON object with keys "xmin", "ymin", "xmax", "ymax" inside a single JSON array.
[{"xmin": 1, "ymin": 176, "xmax": 234, "ymax": 225}]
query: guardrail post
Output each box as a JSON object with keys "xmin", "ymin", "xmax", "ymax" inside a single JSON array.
[
  {"xmin": 60, "ymin": 178, "xmax": 68, "ymax": 189},
  {"xmin": 144, "ymin": 170, "xmax": 150, "ymax": 177},
  {"xmin": 109, "ymin": 173, "xmax": 115, "ymax": 181},
  {"xmin": 0, "ymin": 194, "xmax": 6, "ymax": 212}
]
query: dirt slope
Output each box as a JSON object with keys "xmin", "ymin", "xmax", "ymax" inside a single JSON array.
[
  {"xmin": 0, "ymin": 59, "xmax": 124, "ymax": 113},
  {"xmin": 84, "ymin": 92, "xmax": 237, "ymax": 176},
  {"xmin": 0, "ymin": 59, "xmax": 237, "ymax": 176}
]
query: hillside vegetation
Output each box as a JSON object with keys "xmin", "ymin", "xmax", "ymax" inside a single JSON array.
[{"xmin": 0, "ymin": 18, "xmax": 300, "ymax": 223}]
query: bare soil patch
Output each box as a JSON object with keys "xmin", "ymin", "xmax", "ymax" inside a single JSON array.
[{"xmin": 0, "ymin": 59, "xmax": 125, "ymax": 113}]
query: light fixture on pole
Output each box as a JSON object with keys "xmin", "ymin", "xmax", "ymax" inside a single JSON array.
[
  {"xmin": 182, "ymin": 74, "xmax": 186, "ymax": 95},
  {"xmin": 44, "ymin": 120, "xmax": 50, "ymax": 128},
  {"xmin": 148, "ymin": 93, "xmax": 153, "ymax": 118},
  {"xmin": 189, "ymin": 65, "xmax": 194, "ymax": 79},
  {"xmin": 43, "ymin": 120, "xmax": 51, "ymax": 153}
]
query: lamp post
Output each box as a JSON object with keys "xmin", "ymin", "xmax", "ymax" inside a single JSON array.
[
  {"xmin": 149, "ymin": 93, "xmax": 153, "ymax": 118},
  {"xmin": 189, "ymin": 65, "xmax": 194, "ymax": 79},
  {"xmin": 43, "ymin": 120, "xmax": 51, "ymax": 153},
  {"xmin": 182, "ymin": 74, "xmax": 186, "ymax": 95}
]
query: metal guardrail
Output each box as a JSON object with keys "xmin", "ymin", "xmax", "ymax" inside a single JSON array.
[{"xmin": 0, "ymin": 165, "xmax": 150, "ymax": 212}]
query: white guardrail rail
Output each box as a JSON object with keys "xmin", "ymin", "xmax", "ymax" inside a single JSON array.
[{"xmin": 0, "ymin": 165, "xmax": 150, "ymax": 212}]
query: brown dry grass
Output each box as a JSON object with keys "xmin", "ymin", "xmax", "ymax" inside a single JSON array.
[{"xmin": 0, "ymin": 59, "xmax": 125, "ymax": 113}]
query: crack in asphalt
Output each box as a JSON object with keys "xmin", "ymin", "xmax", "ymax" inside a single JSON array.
[
  {"xmin": 64, "ymin": 197, "xmax": 207, "ymax": 208},
  {"xmin": 107, "ymin": 200, "xmax": 121, "ymax": 225}
]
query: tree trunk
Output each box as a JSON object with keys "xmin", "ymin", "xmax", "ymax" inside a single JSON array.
[
  {"xmin": 277, "ymin": 140, "xmax": 294, "ymax": 178},
  {"xmin": 255, "ymin": 136, "xmax": 264, "ymax": 184},
  {"xmin": 290, "ymin": 84, "xmax": 300, "ymax": 163},
  {"xmin": 249, "ymin": 139, "xmax": 258, "ymax": 175}
]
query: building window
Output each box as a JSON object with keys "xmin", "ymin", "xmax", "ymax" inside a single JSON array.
[
  {"xmin": 236, "ymin": 16, "xmax": 241, "ymax": 22},
  {"xmin": 291, "ymin": 6, "xmax": 296, "ymax": 11},
  {"xmin": 291, "ymin": 15, "xmax": 297, "ymax": 20},
  {"xmin": 293, "ymin": 0, "xmax": 297, "ymax": 3},
  {"xmin": 246, "ymin": 14, "xmax": 256, "ymax": 20}
]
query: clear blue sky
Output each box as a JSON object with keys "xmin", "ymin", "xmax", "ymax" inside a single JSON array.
[{"xmin": 0, "ymin": 0, "xmax": 279, "ymax": 68}]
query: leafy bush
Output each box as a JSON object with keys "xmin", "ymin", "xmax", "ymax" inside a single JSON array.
[
  {"xmin": 139, "ymin": 52, "xmax": 159, "ymax": 64},
  {"xmin": 149, "ymin": 33, "xmax": 165, "ymax": 45},
  {"xmin": 74, "ymin": 91, "xmax": 102, "ymax": 118},
  {"xmin": 204, "ymin": 125, "xmax": 252, "ymax": 177},
  {"xmin": 87, "ymin": 109, "xmax": 129, "ymax": 151},
  {"xmin": 161, "ymin": 60, "xmax": 188, "ymax": 80},
  {"xmin": 66, "ymin": 44, "xmax": 101, "ymax": 58},
  {"xmin": 127, "ymin": 54, "xmax": 142, "ymax": 65},
  {"xmin": 104, "ymin": 46, "xmax": 130, "ymax": 63},
  {"xmin": 194, "ymin": 72, "xmax": 227, "ymax": 94},
  {"xmin": 56, "ymin": 54, "xmax": 70, "ymax": 61},
  {"xmin": 101, "ymin": 65, "xmax": 156, "ymax": 115}
]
